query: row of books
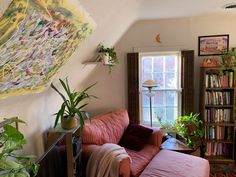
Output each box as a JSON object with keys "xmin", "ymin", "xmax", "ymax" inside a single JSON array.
[
  {"xmin": 205, "ymin": 91, "xmax": 231, "ymax": 105},
  {"xmin": 205, "ymin": 72, "xmax": 234, "ymax": 88},
  {"xmin": 205, "ymin": 142, "xmax": 232, "ymax": 157},
  {"xmin": 206, "ymin": 126, "xmax": 233, "ymax": 141},
  {"xmin": 204, "ymin": 108, "xmax": 231, "ymax": 123}
]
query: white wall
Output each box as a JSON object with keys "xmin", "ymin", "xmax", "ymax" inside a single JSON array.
[
  {"xmin": 113, "ymin": 13, "xmax": 236, "ymax": 114},
  {"xmin": 0, "ymin": 0, "xmax": 140, "ymax": 156}
]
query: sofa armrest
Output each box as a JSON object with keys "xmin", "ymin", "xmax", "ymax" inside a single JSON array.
[
  {"xmin": 148, "ymin": 127, "xmax": 163, "ymax": 147},
  {"xmin": 82, "ymin": 144, "xmax": 131, "ymax": 177}
]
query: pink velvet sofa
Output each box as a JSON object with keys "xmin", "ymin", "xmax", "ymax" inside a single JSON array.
[{"xmin": 82, "ymin": 109, "xmax": 210, "ymax": 177}]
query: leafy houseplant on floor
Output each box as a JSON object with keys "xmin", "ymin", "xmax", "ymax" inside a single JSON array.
[
  {"xmin": 174, "ymin": 113, "xmax": 204, "ymax": 148},
  {"xmin": 98, "ymin": 44, "xmax": 118, "ymax": 73},
  {"xmin": 0, "ymin": 117, "xmax": 39, "ymax": 177},
  {"xmin": 51, "ymin": 78, "xmax": 97, "ymax": 130}
]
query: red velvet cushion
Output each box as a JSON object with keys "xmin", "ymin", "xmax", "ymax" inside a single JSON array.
[{"xmin": 119, "ymin": 123, "xmax": 153, "ymax": 151}]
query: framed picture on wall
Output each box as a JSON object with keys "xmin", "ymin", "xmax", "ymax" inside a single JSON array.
[{"xmin": 198, "ymin": 34, "xmax": 229, "ymax": 56}]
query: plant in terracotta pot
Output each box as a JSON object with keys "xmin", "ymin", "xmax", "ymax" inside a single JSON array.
[
  {"xmin": 98, "ymin": 44, "xmax": 118, "ymax": 73},
  {"xmin": 51, "ymin": 78, "xmax": 96, "ymax": 130},
  {"xmin": 174, "ymin": 113, "xmax": 204, "ymax": 148}
]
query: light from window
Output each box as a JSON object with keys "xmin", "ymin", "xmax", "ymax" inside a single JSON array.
[{"xmin": 140, "ymin": 52, "xmax": 181, "ymax": 126}]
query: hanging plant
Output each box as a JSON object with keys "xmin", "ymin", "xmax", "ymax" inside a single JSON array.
[{"xmin": 98, "ymin": 44, "xmax": 118, "ymax": 73}]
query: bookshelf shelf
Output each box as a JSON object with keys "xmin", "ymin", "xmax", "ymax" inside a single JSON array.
[
  {"xmin": 205, "ymin": 105, "xmax": 234, "ymax": 108},
  {"xmin": 206, "ymin": 88, "xmax": 234, "ymax": 91},
  {"xmin": 205, "ymin": 122, "xmax": 235, "ymax": 126},
  {"xmin": 199, "ymin": 67, "xmax": 235, "ymax": 164},
  {"xmin": 205, "ymin": 156, "xmax": 235, "ymax": 163},
  {"xmin": 204, "ymin": 140, "xmax": 234, "ymax": 144}
]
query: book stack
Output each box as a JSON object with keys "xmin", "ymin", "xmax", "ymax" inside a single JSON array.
[
  {"xmin": 205, "ymin": 142, "xmax": 231, "ymax": 157},
  {"xmin": 205, "ymin": 92, "xmax": 231, "ymax": 105},
  {"xmin": 204, "ymin": 108, "xmax": 231, "ymax": 122},
  {"xmin": 207, "ymin": 126, "xmax": 233, "ymax": 140},
  {"xmin": 205, "ymin": 71, "xmax": 234, "ymax": 88}
]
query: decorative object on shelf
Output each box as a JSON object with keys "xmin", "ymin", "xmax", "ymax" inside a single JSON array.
[
  {"xmin": 0, "ymin": 0, "xmax": 95, "ymax": 99},
  {"xmin": 51, "ymin": 78, "xmax": 97, "ymax": 130},
  {"xmin": 142, "ymin": 79, "xmax": 158, "ymax": 127},
  {"xmin": 198, "ymin": 34, "xmax": 229, "ymax": 56},
  {"xmin": 202, "ymin": 58, "xmax": 219, "ymax": 67},
  {"xmin": 97, "ymin": 44, "xmax": 118, "ymax": 73},
  {"xmin": 0, "ymin": 117, "xmax": 39, "ymax": 177},
  {"xmin": 174, "ymin": 112, "xmax": 204, "ymax": 148}
]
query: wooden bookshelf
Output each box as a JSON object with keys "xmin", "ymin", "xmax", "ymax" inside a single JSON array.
[{"xmin": 199, "ymin": 67, "xmax": 235, "ymax": 164}]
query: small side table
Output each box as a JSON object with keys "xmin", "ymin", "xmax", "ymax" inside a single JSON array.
[
  {"xmin": 161, "ymin": 137, "xmax": 195, "ymax": 154},
  {"xmin": 47, "ymin": 124, "xmax": 81, "ymax": 177}
]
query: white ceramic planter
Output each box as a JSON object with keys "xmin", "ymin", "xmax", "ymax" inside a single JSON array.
[{"xmin": 99, "ymin": 53, "xmax": 112, "ymax": 65}]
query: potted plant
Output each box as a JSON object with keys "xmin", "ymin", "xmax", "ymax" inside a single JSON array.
[
  {"xmin": 98, "ymin": 44, "xmax": 118, "ymax": 73},
  {"xmin": 174, "ymin": 113, "xmax": 204, "ymax": 148},
  {"xmin": 156, "ymin": 115, "xmax": 175, "ymax": 131},
  {"xmin": 51, "ymin": 78, "xmax": 96, "ymax": 130},
  {"xmin": 218, "ymin": 49, "xmax": 236, "ymax": 72},
  {"xmin": 0, "ymin": 117, "xmax": 39, "ymax": 177}
]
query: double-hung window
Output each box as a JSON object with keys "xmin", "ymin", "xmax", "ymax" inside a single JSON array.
[{"xmin": 140, "ymin": 52, "xmax": 182, "ymax": 126}]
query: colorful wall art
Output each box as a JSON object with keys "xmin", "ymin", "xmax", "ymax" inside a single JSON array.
[{"xmin": 0, "ymin": 0, "xmax": 95, "ymax": 99}]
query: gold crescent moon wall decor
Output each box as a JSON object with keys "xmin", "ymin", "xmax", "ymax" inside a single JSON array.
[{"xmin": 156, "ymin": 33, "xmax": 161, "ymax": 43}]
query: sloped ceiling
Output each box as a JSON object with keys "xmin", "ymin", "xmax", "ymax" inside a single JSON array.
[
  {"xmin": 139, "ymin": 0, "xmax": 236, "ymax": 19},
  {"xmin": 79, "ymin": 0, "xmax": 236, "ymax": 49}
]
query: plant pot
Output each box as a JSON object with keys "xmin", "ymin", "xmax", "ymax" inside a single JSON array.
[
  {"xmin": 186, "ymin": 123, "xmax": 197, "ymax": 135},
  {"xmin": 61, "ymin": 117, "xmax": 78, "ymax": 129},
  {"xmin": 99, "ymin": 53, "xmax": 112, "ymax": 65}
]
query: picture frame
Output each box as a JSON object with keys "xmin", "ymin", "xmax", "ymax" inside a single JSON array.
[{"xmin": 198, "ymin": 34, "xmax": 229, "ymax": 56}]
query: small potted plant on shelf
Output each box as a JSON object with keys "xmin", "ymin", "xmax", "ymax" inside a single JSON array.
[
  {"xmin": 174, "ymin": 113, "xmax": 204, "ymax": 148},
  {"xmin": 218, "ymin": 49, "xmax": 236, "ymax": 72},
  {"xmin": 0, "ymin": 117, "xmax": 39, "ymax": 177},
  {"xmin": 51, "ymin": 78, "xmax": 97, "ymax": 130},
  {"xmin": 98, "ymin": 44, "xmax": 118, "ymax": 73}
]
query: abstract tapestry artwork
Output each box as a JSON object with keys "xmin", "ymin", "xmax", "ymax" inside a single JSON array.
[{"xmin": 0, "ymin": 0, "xmax": 95, "ymax": 99}]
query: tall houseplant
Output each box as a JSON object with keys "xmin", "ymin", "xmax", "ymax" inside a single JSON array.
[
  {"xmin": 174, "ymin": 113, "xmax": 204, "ymax": 148},
  {"xmin": 0, "ymin": 117, "xmax": 39, "ymax": 177},
  {"xmin": 98, "ymin": 44, "xmax": 118, "ymax": 73},
  {"xmin": 51, "ymin": 78, "xmax": 96, "ymax": 130}
]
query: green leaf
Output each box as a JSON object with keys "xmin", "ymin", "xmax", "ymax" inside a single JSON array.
[
  {"xmin": 50, "ymin": 82, "xmax": 67, "ymax": 103},
  {"xmin": 0, "ymin": 125, "xmax": 26, "ymax": 156},
  {"xmin": 0, "ymin": 157, "xmax": 23, "ymax": 170},
  {"xmin": 54, "ymin": 104, "xmax": 66, "ymax": 128},
  {"xmin": 0, "ymin": 118, "xmax": 26, "ymax": 129}
]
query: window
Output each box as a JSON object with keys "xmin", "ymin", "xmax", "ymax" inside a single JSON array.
[{"xmin": 140, "ymin": 52, "xmax": 181, "ymax": 126}]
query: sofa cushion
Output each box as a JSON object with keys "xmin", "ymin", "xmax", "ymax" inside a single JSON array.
[
  {"xmin": 82, "ymin": 109, "xmax": 129, "ymax": 145},
  {"xmin": 139, "ymin": 150, "xmax": 210, "ymax": 177},
  {"xmin": 119, "ymin": 123, "xmax": 153, "ymax": 151},
  {"xmin": 126, "ymin": 144, "xmax": 159, "ymax": 177}
]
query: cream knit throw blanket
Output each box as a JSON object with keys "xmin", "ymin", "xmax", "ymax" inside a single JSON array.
[{"xmin": 86, "ymin": 143, "xmax": 131, "ymax": 177}]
